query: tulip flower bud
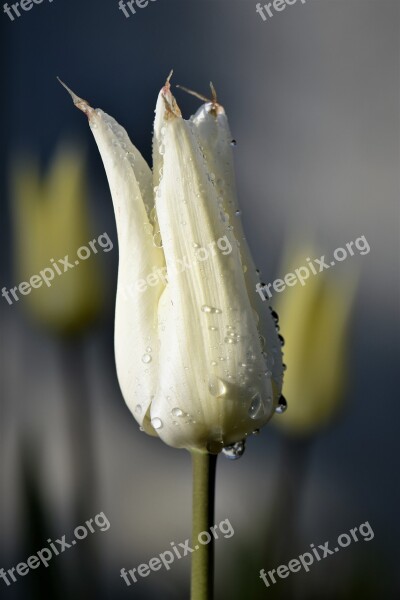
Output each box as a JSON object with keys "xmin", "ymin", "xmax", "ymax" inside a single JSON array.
[{"xmin": 61, "ymin": 77, "xmax": 284, "ymax": 452}]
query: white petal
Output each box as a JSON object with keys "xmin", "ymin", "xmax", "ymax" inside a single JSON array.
[
  {"xmin": 150, "ymin": 86, "xmax": 275, "ymax": 451},
  {"xmin": 192, "ymin": 102, "xmax": 284, "ymax": 395},
  {"xmin": 59, "ymin": 82, "xmax": 168, "ymax": 435},
  {"xmin": 91, "ymin": 109, "xmax": 167, "ymax": 434}
]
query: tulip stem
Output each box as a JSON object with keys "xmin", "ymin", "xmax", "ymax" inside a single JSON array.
[{"xmin": 190, "ymin": 450, "xmax": 217, "ymax": 600}]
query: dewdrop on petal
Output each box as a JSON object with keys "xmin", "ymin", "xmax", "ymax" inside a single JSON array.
[{"xmin": 60, "ymin": 75, "xmax": 284, "ymax": 452}]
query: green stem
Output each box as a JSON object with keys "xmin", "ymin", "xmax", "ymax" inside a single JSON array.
[{"xmin": 190, "ymin": 450, "xmax": 217, "ymax": 600}]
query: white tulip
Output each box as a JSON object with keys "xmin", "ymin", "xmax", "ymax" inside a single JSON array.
[{"xmin": 60, "ymin": 77, "xmax": 284, "ymax": 453}]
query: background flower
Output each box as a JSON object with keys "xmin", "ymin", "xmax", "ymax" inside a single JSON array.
[
  {"xmin": 10, "ymin": 144, "xmax": 103, "ymax": 334},
  {"xmin": 273, "ymin": 242, "xmax": 357, "ymax": 437}
]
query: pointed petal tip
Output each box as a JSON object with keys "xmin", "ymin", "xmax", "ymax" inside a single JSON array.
[
  {"xmin": 161, "ymin": 69, "xmax": 174, "ymax": 96},
  {"xmin": 159, "ymin": 71, "xmax": 181, "ymax": 119},
  {"xmin": 209, "ymin": 81, "xmax": 217, "ymax": 102},
  {"xmin": 57, "ymin": 77, "xmax": 93, "ymax": 117}
]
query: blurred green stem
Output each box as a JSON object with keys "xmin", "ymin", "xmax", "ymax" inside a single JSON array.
[
  {"xmin": 190, "ymin": 451, "xmax": 217, "ymax": 600},
  {"xmin": 268, "ymin": 435, "xmax": 313, "ymax": 567},
  {"xmin": 59, "ymin": 336, "xmax": 99, "ymax": 596}
]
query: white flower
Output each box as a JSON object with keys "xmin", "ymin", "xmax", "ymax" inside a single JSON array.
[{"xmin": 60, "ymin": 76, "xmax": 284, "ymax": 453}]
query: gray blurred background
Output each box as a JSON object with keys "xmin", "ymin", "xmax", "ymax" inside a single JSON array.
[{"xmin": 0, "ymin": 1, "xmax": 399, "ymax": 599}]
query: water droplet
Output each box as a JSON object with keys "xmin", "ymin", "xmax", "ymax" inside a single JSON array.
[
  {"xmin": 146, "ymin": 346, "xmax": 152, "ymax": 353},
  {"xmin": 150, "ymin": 207, "xmax": 158, "ymax": 223},
  {"xmin": 208, "ymin": 376, "xmax": 226, "ymax": 397},
  {"xmin": 222, "ymin": 439, "xmax": 246, "ymax": 460},
  {"xmin": 230, "ymin": 139, "xmax": 237, "ymax": 147},
  {"xmin": 209, "ymin": 326, "xmax": 218, "ymax": 331},
  {"xmin": 211, "ymin": 360, "xmax": 217, "ymax": 366},
  {"xmin": 151, "ymin": 417, "xmax": 163, "ymax": 429},
  {"xmin": 142, "ymin": 354, "xmax": 152, "ymax": 364},
  {"xmin": 172, "ymin": 407, "xmax": 183, "ymax": 417},
  {"xmin": 159, "ymin": 144, "xmax": 165, "ymax": 155},
  {"xmin": 278, "ymin": 334, "xmax": 285, "ymax": 347},
  {"xmin": 201, "ymin": 305, "xmax": 213, "ymax": 313},
  {"xmin": 252, "ymin": 428, "xmax": 260, "ymax": 436},
  {"xmin": 201, "ymin": 305, "xmax": 222, "ymax": 314},
  {"xmin": 282, "ymin": 363, "xmax": 287, "ymax": 371},
  {"xmin": 235, "ymin": 210, "xmax": 242, "ymax": 216},
  {"xmin": 248, "ymin": 393, "xmax": 266, "ymax": 420},
  {"xmin": 275, "ymin": 395, "xmax": 287, "ymax": 414},
  {"xmin": 135, "ymin": 404, "xmax": 142, "ymax": 414},
  {"xmin": 153, "ymin": 232, "xmax": 163, "ymax": 248},
  {"xmin": 269, "ymin": 308, "xmax": 279, "ymax": 323}
]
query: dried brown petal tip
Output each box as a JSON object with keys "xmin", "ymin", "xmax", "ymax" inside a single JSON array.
[
  {"xmin": 176, "ymin": 82, "xmax": 223, "ymax": 117},
  {"xmin": 161, "ymin": 71, "xmax": 181, "ymax": 119},
  {"xmin": 57, "ymin": 77, "xmax": 94, "ymax": 117}
]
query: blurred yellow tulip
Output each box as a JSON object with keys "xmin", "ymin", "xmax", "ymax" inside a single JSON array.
[
  {"xmin": 10, "ymin": 144, "xmax": 104, "ymax": 334},
  {"xmin": 273, "ymin": 244, "xmax": 357, "ymax": 437}
]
